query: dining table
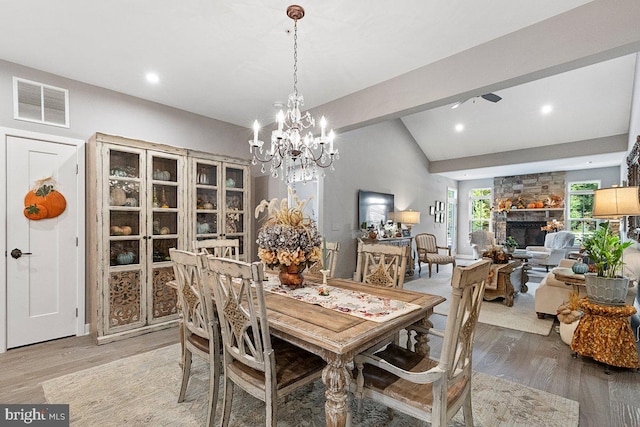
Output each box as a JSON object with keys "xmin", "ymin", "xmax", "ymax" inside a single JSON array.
[{"xmin": 167, "ymin": 271, "xmax": 445, "ymax": 427}]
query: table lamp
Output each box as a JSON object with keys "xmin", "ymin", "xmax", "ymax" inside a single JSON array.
[
  {"xmin": 394, "ymin": 210, "xmax": 421, "ymax": 235},
  {"xmin": 592, "ymin": 185, "xmax": 640, "ymax": 235}
]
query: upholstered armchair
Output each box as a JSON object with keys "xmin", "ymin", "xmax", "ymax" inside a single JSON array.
[
  {"xmin": 469, "ymin": 230, "xmax": 497, "ymax": 259},
  {"xmin": 526, "ymin": 231, "xmax": 575, "ymax": 271},
  {"xmin": 415, "ymin": 233, "xmax": 456, "ymax": 277}
]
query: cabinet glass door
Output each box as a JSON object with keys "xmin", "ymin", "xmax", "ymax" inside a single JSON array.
[
  {"xmin": 106, "ymin": 147, "xmax": 145, "ymax": 331},
  {"xmin": 195, "ymin": 161, "xmax": 220, "ymax": 240},
  {"xmin": 148, "ymin": 151, "xmax": 181, "ymax": 322},
  {"xmin": 223, "ymin": 165, "xmax": 246, "ymax": 257}
]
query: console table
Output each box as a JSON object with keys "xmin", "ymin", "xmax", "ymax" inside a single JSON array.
[
  {"xmin": 357, "ymin": 236, "xmax": 414, "ymax": 276},
  {"xmin": 483, "ymin": 259, "xmax": 526, "ymax": 307}
]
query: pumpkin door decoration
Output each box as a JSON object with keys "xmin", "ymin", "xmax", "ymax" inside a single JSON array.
[{"xmin": 23, "ymin": 177, "xmax": 67, "ymax": 220}]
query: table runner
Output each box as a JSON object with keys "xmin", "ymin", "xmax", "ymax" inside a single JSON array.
[{"xmin": 263, "ymin": 275, "xmax": 421, "ymax": 323}]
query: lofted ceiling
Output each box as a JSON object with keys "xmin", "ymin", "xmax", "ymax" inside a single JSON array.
[{"xmin": 0, "ymin": 0, "xmax": 638, "ymax": 180}]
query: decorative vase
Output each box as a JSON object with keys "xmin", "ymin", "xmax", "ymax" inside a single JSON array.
[
  {"xmin": 559, "ymin": 319, "xmax": 580, "ymax": 345},
  {"xmin": 279, "ymin": 263, "xmax": 305, "ymax": 289},
  {"xmin": 506, "ymin": 246, "xmax": 515, "ymax": 254}
]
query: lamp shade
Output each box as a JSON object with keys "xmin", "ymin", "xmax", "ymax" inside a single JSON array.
[
  {"xmin": 592, "ymin": 186, "xmax": 640, "ymax": 218},
  {"xmin": 395, "ymin": 210, "xmax": 421, "ymax": 225}
]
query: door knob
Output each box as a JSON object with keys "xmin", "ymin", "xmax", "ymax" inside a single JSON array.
[{"xmin": 10, "ymin": 248, "xmax": 33, "ymax": 259}]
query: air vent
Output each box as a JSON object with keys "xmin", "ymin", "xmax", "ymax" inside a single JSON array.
[{"xmin": 13, "ymin": 77, "xmax": 69, "ymax": 128}]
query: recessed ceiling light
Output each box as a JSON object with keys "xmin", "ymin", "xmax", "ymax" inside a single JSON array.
[
  {"xmin": 145, "ymin": 72, "xmax": 160, "ymax": 84},
  {"xmin": 455, "ymin": 123, "xmax": 464, "ymax": 132},
  {"xmin": 541, "ymin": 104, "xmax": 553, "ymax": 115}
]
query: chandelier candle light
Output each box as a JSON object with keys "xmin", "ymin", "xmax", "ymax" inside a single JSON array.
[{"xmin": 249, "ymin": 5, "xmax": 338, "ymax": 184}]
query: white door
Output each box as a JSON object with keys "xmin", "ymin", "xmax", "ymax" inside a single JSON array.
[{"xmin": 6, "ymin": 136, "xmax": 79, "ymax": 348}]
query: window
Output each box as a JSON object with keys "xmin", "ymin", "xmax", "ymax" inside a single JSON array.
[
  {"xmin": 469, "ymin": 188, "xmax": 491, "ymax": 232},
  {"xmin": 567, "ymin": 181, "xmax": 600, "ymax": 245}
]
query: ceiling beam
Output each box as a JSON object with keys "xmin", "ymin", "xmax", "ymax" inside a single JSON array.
[
  {"xmin": 311, "ymin": 0, "xmax": 640, "ymax": 133},
  {"xmin": 428, "ymin": 134, "xmax": 629, "ymax": 174}
]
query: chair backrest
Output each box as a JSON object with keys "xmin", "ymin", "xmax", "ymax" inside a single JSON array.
[
  {"xmin": 469, "ymin": 230, "xmax": 495, "ymax": 248},
  {"xmin": 415, "ymin": 233, "xmax": 438, "ymax": 254},
  {"xmin": 358, "ymin": 243, "xmax": 409, "ymax": 288},
  {"xmin": 550, "ymin": 231, "xmax": 575, "ymax": 249},
  {"xmin": 170, "ymin": 249, "xmax": 216, "ymax": 343},
  {"xmin": 307, "ymin": 241, "xmax": 340, "ymax": 277},
  {"xmin": 437, "ymin": 260, "xmax": 491, "ymax": 383},
  {"xmin": 206, "ymin": 257, "xmax": 271, "ymax": 374},
  {"xmin": 193, "ymin": 238, "xmax": 240, "ymax": 260}
]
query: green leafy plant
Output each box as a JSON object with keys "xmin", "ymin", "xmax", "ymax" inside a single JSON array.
[
  {"xmin": 582, "ymin": 222, "xmax": 633, "ymax": 278},
  {"xmin": 504, "ymin": 236, "xmax": 517, "ymax": 248}
]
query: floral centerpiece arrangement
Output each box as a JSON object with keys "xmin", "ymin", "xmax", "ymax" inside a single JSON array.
[{"xmin": 255, "ymin": 192, "xmax": 322, "ymax": 288}]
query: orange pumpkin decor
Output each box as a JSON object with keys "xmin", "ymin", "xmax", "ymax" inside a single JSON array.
[
  {"xmin": 24, "ymin": 204, "xmax": 49, "ymax": 220},
  {"xmin": 23, "ymin": 177, "xmax": 67, "ymax": 220},
  {"xmin": 527, "ymin": 202, "xmax": 536, "ymax": 209},
  {"xmin": 535, "ymin": 200, "xmax": 544, "ymax": 208}
]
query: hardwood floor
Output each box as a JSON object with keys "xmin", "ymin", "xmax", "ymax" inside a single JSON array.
[{"xmin": 1, "ymin": 316, "xmax": 639, "ymax": 426}]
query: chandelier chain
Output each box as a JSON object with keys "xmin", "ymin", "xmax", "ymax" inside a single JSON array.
[{"xmin": 293, "ymin": 19, "xmax": 298, "ymax": 97}]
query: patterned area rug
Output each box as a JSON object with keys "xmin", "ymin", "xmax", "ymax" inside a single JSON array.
[
  {"xmin": 405, "ymin": 264, "xmax": 554, "ymax": 335},
  {"xmin": 43, "ymin": 345, "xmax": 578, "ymax": 427}
]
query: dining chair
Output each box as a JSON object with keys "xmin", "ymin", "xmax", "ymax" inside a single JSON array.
[
  {"xmin": 193, "ymin": 238, "xmax": 240, "ymax": 260},
  {"xmin": 352, "ymin": 259, "xmax": 492, "ymax": 427},
  {"xmin": 205, "ymin": 257, "xmax": 325, "ymax": 427},
  {"xmin": 356, "ymin": 242, "xmax": 409, "ymax": 288},
  {"xmin": 307, "ymin": 241, "xmax": 340, "ymax": 277},
  {"xmin": 169, "ymin": 249, "xmax": 220, "ymax": 427},
  {"xmin": 415, "ymin": 233, "xmax": 456, "ymax": 277}
]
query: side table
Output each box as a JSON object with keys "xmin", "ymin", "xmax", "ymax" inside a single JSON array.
[
  {"xmin": 483, "ymin": 259, "xmax": 526, "ymax": 307},
  {"xmin": 571, "ymin": 298, "xmax": 639, "ymax": 372}
]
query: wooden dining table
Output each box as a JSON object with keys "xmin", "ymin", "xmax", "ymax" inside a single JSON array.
[{"xmin": 167, "ymin": 273, "xmax": 445, "ymax": 427}]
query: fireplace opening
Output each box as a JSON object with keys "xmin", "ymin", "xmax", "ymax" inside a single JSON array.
[{"xmin": 506, "ymin": 221, "xmax": 547, "ymax": 248}]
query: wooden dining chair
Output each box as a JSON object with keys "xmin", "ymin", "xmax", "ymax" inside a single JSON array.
[
  {"xmin": 415, "ymin": 233, "xmax": 456, "ymax": 277},
  {"xmin": 169, "ymin": 249, "xmax": 220, "ymax": 427},
  {"xmin": 307, "ymin": 241, "xmax": 340, "ymax": 277},
  {"xmin": 193, "ymin": 238, "xmax": 240, "ymax": 260},
  {"xmin": 205, "ymin": 257, "xmax": 325, "ymax": 427},
  {"xmin": 352, "ymin": 259, "xmax": 492, "ymax": 427},
  {"xmin": 356, "ymin": 242, "xmax": 409, "ymax": 288}
]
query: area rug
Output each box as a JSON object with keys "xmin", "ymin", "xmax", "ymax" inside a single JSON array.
[
  {"xmin": 404, "ymin": 265, "xmax": 554, "ymax": 336},
  {"xmin": 43, "ymin": 344, "xmax": 578, "ymax": 427}
]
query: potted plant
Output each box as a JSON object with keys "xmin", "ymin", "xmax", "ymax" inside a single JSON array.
[
  {"xmin": 581, "ymin": 222, "xmax": 633, "ymax": 304},
  {"xmin": 504, "ymin": 236, "xmax": 517, "ymax": 253}
]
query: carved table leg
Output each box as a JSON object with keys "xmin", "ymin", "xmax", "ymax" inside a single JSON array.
[
  {"xmin": 413, "ymin": 308, "xmax": 435, "ymax": 358},
  {"xmin": 321, "ymin": 352, "xmax": 352, "ymax": 427}
]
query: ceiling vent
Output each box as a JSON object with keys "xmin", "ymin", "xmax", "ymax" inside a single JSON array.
[{"xmin": 13, "ymin": 77, "xmax": 69, "ymax": 128}]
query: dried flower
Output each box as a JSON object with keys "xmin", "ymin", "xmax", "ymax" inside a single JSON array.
[{"xmin": 255, "ymin": 191, "xmax": 321, "ymax": 269}]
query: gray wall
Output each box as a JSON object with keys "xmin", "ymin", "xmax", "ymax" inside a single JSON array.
[
  {"xmin": 456, "ymin": 166, "xmax": 621, "ymax": 257},
  {"xmin": 318, "ymin": 119, "xmax": 457, "ymax": 279},
  {"xmin": 0, "ymin": 59, "xmax": 249, "ymax": 156}
]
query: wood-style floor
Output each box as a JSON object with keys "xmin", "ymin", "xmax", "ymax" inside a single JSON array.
[{"xmin": 1, "ymin": 311, "xmax": 639, "ymax": 426}]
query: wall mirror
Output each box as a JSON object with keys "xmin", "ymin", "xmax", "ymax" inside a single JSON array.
[{"xmin": 627, "ymin": 135, "xmax": 640, "ymax": 241}]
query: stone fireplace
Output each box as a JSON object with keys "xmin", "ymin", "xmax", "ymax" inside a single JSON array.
[{"xmin": 493, "ymin": 172, "xmax": 565, "ymax": 245}]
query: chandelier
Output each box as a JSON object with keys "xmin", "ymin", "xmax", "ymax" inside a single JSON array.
[{"xmin": 249, "ymin": 5, "xmax": 338, "ymax": 184}]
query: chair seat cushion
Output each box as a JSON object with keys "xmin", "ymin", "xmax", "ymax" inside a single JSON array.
[
  {"xmin": 229, "ymin": 337, "xmax": 324, "ymax": 391},
  {"xmin": 425, "ymin": 254, "xmax": 456, "ymax": 264},
  {"xmin": 355, "ymin": 344, "xmax": 468, "ymax": 412}
]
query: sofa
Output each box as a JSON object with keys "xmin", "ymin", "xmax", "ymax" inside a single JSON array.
[{"xmin": 535, "ymin": 258, "xmax": 584, "ymax": 318}]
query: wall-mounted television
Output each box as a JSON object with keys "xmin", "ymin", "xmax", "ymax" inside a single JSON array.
[{"xmin": 358, "ymin": 190, "xmax": 394, "ymax": 227}]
